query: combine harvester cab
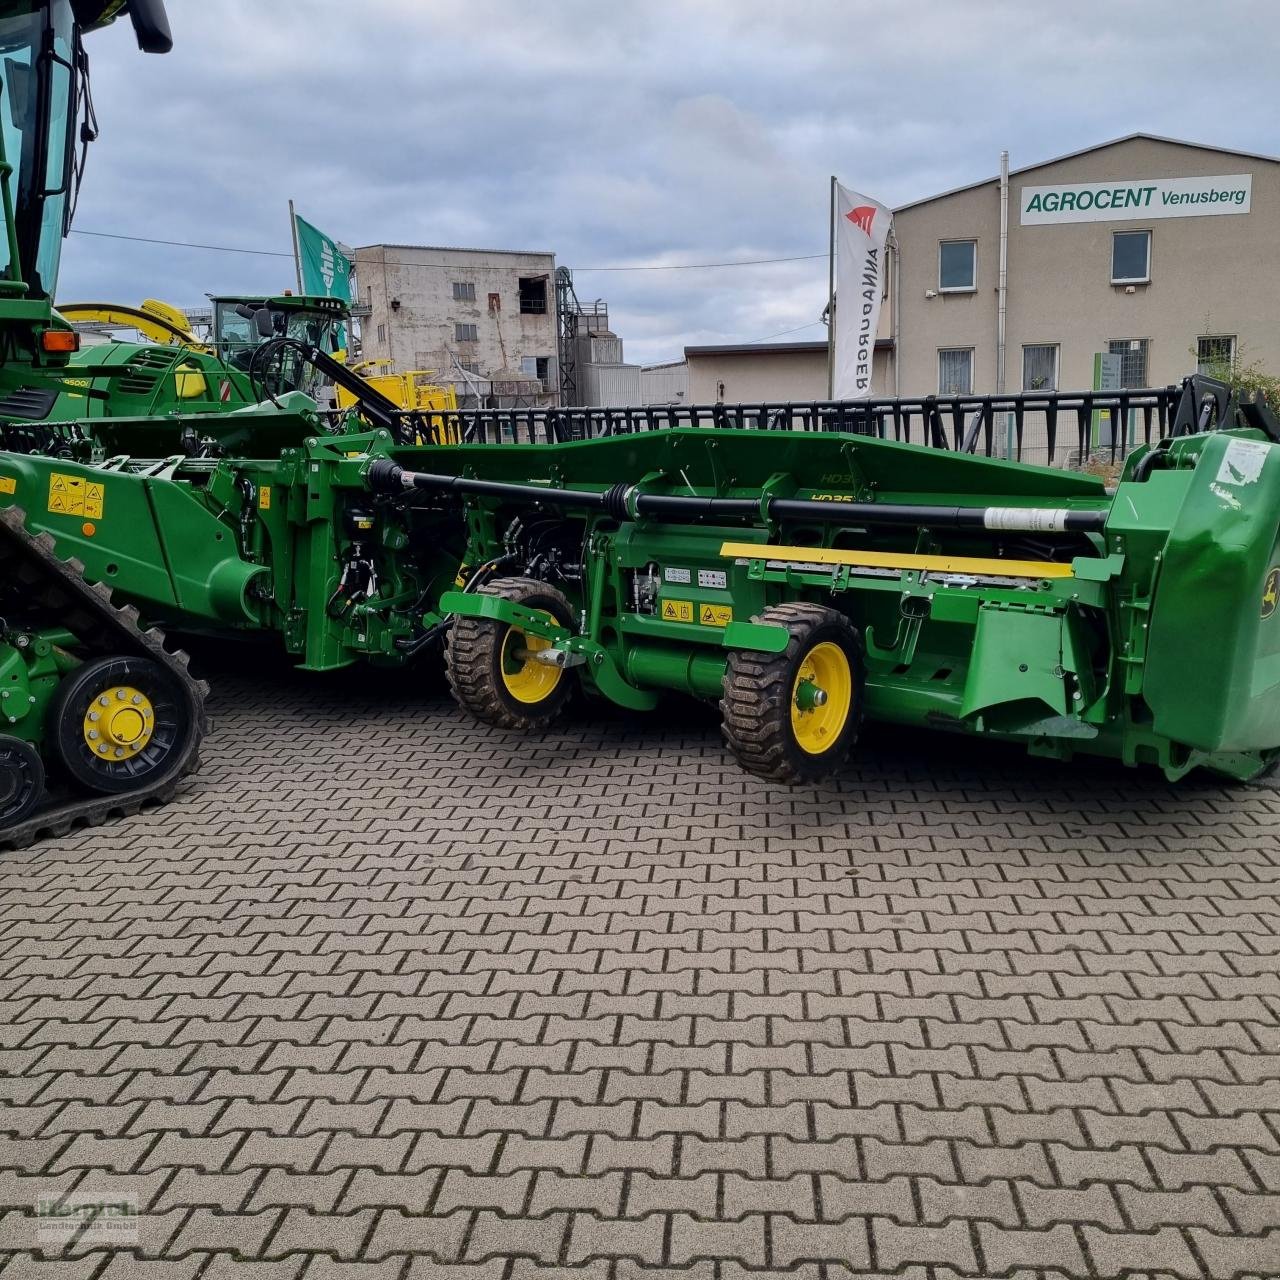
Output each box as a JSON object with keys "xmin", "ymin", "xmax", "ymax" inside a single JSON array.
[{"xmin": 378, "ymin": 375, "xmax": 1280, "ymax": 785}]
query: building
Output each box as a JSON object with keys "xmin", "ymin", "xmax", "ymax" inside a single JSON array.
[
  {"xmin": 887, "ymin": 134, "xmax": 1280, "ymax": 398},
  {"xmin": 640, "ymin": 360, "xmax": 688, "ymax": 405},
  {"xmin": 354, "ymin": 244, "xmax": 559, "ymax": 406},
  {"xmin": 686, "ymin": 339, "xmax": 892, "ymax": 404}
]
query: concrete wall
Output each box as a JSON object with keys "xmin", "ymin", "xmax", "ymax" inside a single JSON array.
[
  {"xmin": 355, "ymin": 245, "xmax": 559, "ymax": 397},
  {"xmin": 890, "ymin": 137, "xmax": 1280, "ymax": 397},
  {"xmin": 687, "ymin": 344, "xmax": 891, "ymax": 403}
]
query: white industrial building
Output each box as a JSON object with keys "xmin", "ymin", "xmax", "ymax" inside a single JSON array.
[{"xmin": 354, "ymin": 243, "xmax": 559, "ymax": 406}]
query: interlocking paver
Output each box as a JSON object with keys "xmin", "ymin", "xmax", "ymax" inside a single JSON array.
[{"xmin": 3, "ymin": 658, "xmax": 1280, "ymax": 1278}]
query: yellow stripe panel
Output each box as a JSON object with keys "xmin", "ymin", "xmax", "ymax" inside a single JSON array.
[{"xmin": 719, "ymin": 541, "xmax": 1074, "ymax": 580}]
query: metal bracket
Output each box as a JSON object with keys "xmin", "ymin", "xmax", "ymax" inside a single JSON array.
[{"xmin": 438, "ymin": 590, "xmax": 572, "ymax": 641}]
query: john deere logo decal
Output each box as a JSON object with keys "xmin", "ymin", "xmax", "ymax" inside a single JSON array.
[{"xmin": 1263, "ymin": 568, "xmax": 1279, "ymax": 620}]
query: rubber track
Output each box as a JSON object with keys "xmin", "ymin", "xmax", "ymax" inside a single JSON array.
[
  {"xmin": 446, "ymin": 576, "xmax": 573, "ymax": 733},
  {"xmin": 0, "ymin": 505, "xmax": 208, "ymax": 851},
  {"xmin": 720, "ymin": 601, "xmax": 861, "ymax": 783}
]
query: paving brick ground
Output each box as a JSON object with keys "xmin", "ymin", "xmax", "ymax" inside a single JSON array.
[{"xmin": 2, "ymin": 652, "xmax": 1279, "ymax": 1278}]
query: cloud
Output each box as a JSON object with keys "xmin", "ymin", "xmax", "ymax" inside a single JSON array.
[{"xmin": 57, "ymin": 0, "xmax": 1280, "ymax": 364}]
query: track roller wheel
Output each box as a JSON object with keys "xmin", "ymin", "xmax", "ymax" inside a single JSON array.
[
  {"xmin": 0, "ymin": 736, "xmax": 44, "ymax": 825},
  {"xmin": 721, "ymin": 602, "xmax": 865, "ymax": 783},
  {"xmin": 48, "ymin": 655, "xmax": 200, "ymax": 796},
  {"xmin": 447, "ymin": 577, "xmax": 576, "ymax": 731}
]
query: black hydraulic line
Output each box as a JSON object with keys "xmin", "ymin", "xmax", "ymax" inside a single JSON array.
[
  {"xmin": 366, "ymin": 460, "xmax": 1109, "ymax": 534},
  {"xmin": 634, "ymin": 493, "xmax": 760, "ymax": 521},
  {"xmin": 768, "ymin": 496, "xmax": 1107, "ymax": 532},
  {"xmin": 367, "ymin": 459, "xmax": 611, "ymax": 512}
]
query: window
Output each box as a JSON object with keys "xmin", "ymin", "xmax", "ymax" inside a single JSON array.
[
  {"xmin": 1111, "ymin": 230, "xmax": 1151, "ymax": 283},
  {"xmin": 452, "ymin": 281, "xmax": 476, "ymax": 302},
  {"xmin": 520, "ymin": 356, "xmax": 537, "ymax": 377},
  {"xmin": 938, "ymin": 240, "xmax": 976, "ymax": 292},
  {"xmin": 457, "ymin": 359, "xmax": 482, "ymax": 375},
  {"xmin": 938, "ymin": 348, "xmax": 973, "ymax": 395},
  {"xmin": 1197, "ymin": 335, "xmax": 1236, "ymax": 375},
  {"xmin": 518, "ymin": 276, "xmax": 548, "ymax": 314},
  {"xmin": 536, "ymin": 356, "xmax": 550, "ymax": 383},
  {"xmin": 376, "ymin": 323, "xmax": 386, "ymax": 345},
  {"xmin": 1107, "ymin": 338, "xmax": 1149, "ymax": 387},
  {"xmin": 455, "ymin": 322, "xmax": 478, "ymax": 343},
  {"xmin": 1022, "ymin": 344, "xmax": 1059, "ymax": 391}
]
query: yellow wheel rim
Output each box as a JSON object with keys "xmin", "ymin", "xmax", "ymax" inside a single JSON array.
[
  {"xmin": 790, "ymin": 641, "xmax": 853, "ymax": 755},
  {"xmin": 82, "ymin": 685, "xmax": 155, "ymax": 761},
  {"xmin": 500, "ymin": 612, "xmax": 563, "ymax": 705}
]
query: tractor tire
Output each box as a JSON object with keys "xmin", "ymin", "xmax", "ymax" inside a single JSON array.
[
  {"xmin": 721, "ymin": 602, "xmax": 865, "ymax": 784},
  {"xmin": 0, "ymin": 736, "xmax": 44, "ymax": 825},
  {"xmin": 447, "ymin": 577, "xmax": 576, "ymax": 732},
  {"xmin": 48, "ymin": 655, "xmax": 201, "ymax": 796}
]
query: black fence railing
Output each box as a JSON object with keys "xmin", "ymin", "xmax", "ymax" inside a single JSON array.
[{"xmin": 420, "ymin": 385, "xmax": 1185, "ymax": 467}]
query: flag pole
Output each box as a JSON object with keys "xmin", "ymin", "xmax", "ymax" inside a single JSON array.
[
  {"xmin": 288, "ymin": 199, "xmax": 303, "ymax": 295},
  {"xmin": 826, "ymin": 175, "xmax": 836, "ymax": 399}
]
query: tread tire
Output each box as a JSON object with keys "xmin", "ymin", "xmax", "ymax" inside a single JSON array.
[
  {"xmin": 721, "ymin": 602, "xmax": 865, "ymax": 784},
  {"xmin": 446, "ymin": 576, "xmax": 576, "ymax": 732}
]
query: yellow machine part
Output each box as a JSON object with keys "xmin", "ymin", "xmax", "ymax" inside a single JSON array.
[
  {"xmin": 336, "ymin": 369, "xmax": 460, "ymax": 443},
  {"xmin": 57, "ymin": 300, "xmax": 210, "ymax": 352}
]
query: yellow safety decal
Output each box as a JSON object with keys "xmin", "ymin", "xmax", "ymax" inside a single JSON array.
[
  {"xmin": 661, "ymin": 599, "xmax": 694, "ymax": 623},
  {"xmin": 699, "ymin": 604, "xmax": 732, "ymax": 627},
  {"xmin": 258, "ymin": 486, "xmax": 272, "ymax": 510},
  {"xmin": 719, "ymin": 541, "xmax": 1075, "ymax": 581},
  {"xmin": 1263, "ymin": 567, "xmax": 1279, "ymax": 620},
  {"xmin": 0, "ymin": 476, "xmax": 14, "ymax": 495},
  {"xmin": 48, "ymin": 472, "xmax": 104, "ymax": 519}
]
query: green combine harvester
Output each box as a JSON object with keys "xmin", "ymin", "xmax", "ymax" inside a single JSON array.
[
  {"xmin": 2, "ymin": 0, "xmax": 1280, "ymax": 848},
  {"xmin": 51, "ymin": 293, "xmax": 350, "ymax": 423}
]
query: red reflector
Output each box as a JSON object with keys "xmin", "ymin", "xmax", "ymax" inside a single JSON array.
[{"xmin": 42, "ymin": 329, "xmax": 79, "ymax": 353}]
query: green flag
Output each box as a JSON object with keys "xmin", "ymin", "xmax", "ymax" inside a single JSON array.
[{"xmin": 292, "ymin": 210, "xmax": 353, "ymax": 346}]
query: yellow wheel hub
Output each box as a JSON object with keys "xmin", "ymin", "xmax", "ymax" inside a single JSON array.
[
  {"xmin": 83, "ymin": 685, "xmax": 155, "ymax": 761},
  {"xmin": 500, "ymin": 613, "xmax": 563, "ymax": 705},
  {"xmin": 791, "ymin": 642, "xmax": 853, "ymax": 755}
]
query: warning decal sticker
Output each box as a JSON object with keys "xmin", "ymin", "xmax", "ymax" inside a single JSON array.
[
  {"xmin": 699, "ymin": 604, "xmax": 732, "ymax": 627},
  {"xmin": 1217, "ymin": 437, "xmax": 1269, "ymax": 489},
  {"xmin": 48, "ymin": 472, "xmax": 104, "ymax": 519},
  {"xmin": 0, "ymin": 476, "xmax": 15, "ymax": 495},
  {"xmin": 660, "ymin": 599, "xmax": 694, "ymax": 623}
]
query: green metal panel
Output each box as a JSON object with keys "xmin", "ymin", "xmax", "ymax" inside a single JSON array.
[{"xmin": 1143, "ymin": 432, "xmax": 1280, "ymax": 751}]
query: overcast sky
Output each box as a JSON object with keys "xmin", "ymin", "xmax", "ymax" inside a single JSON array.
[{"xmin": 59, "ymin": 0, "xmax": 1280, "ymax": 365}]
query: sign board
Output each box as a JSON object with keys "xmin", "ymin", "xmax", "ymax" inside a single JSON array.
[
  {"xmin": 1020, "ymin": 174, "xmax": 1252, "ymax": 225},
  {"xmin": 1092, "ymin": 352, "xmax": 1124, "ymax": 448}
]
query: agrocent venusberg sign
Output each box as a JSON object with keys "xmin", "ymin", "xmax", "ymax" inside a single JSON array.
[{"xmin": 1020, "ymin": 174, "xmax": 1252, "ymax": 225}]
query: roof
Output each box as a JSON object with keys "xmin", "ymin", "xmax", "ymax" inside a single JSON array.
[
  {"xmin": 355, "ymin": 243, "xmax": 556, "ymax": 260},
  {"xmin": 894, "ymin": 132, "xmax": 1280, "ymax": 214},
  {"xmin": 685, "ymin": 339, "xmax": 891, "ymax": 358}
]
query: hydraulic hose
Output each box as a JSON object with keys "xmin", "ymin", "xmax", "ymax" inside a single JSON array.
[{"xmin": 365, "ymin": 459, "xmax": 1108, "ymax": 535}]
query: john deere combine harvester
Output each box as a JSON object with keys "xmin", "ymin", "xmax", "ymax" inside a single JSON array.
[
  {"xmin": 51, "ymin": 294, "xmax": 352, "ymax": 420},
  {"xmin": 2, "ymin": 0, "xmax": 1280, "ymax": 848}
]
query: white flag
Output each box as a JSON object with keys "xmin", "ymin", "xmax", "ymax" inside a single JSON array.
[{"xmin": 833, "ymin": 183, "xmax": 892, "ymax": 400}]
